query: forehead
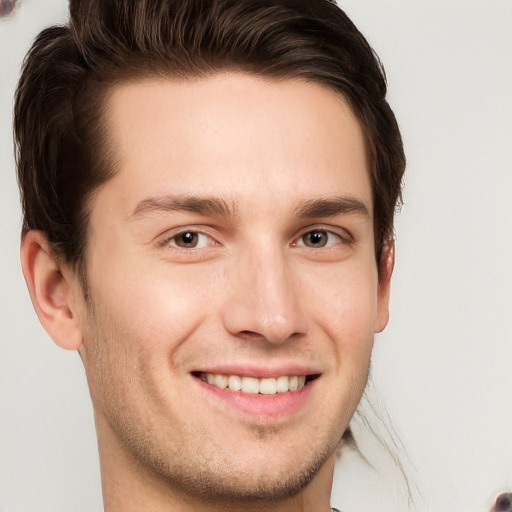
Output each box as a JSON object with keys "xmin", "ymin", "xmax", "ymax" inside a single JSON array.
[{"xmin": 97, "ymin": 73, "xmax": 371, "ymax": 219}]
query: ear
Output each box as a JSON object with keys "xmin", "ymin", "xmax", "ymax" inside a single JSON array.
[
  {"xmin": 20, "ymin": 231, "xmax": 83, "ymax": 350},
  {"xmin": 374, "ymin": 240, "xmax": 395, "ymax": 334}
]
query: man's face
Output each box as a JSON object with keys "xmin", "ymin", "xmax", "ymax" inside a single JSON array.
[{"xmin": 76, "ymin": 73, "xmax": 390, "ymax": 501}]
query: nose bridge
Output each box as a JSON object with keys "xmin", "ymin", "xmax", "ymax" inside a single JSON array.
[{"xmin": 222, "ymin": 237, "xmax": 307, "ymax": 344}]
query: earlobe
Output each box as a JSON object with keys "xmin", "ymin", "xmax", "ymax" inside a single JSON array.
[
  {"xmin": 20, "ymin": 231, "xmax": 83, "ymax": 350},
  {"xmin": 374, "ymin": 240, "xmax": 395, "ymax": 334}
]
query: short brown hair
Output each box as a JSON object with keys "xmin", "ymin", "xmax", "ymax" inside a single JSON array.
[{"xmin": 14, "ymin": 0, "xmax": 405, "ymax": 266}]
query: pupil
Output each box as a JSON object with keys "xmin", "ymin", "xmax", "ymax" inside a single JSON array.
[
  {"xmin": 178, "ymin": 232, "xmax": 198, "ymax": 247},
  {"xmin": 307, "ymin": 231, "xmax": 327, "ymax": 247}
]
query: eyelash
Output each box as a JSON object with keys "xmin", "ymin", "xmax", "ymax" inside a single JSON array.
[
  {"xmin": 157, "ymin": 229, "xmax": 218, "ymax": 250},
  {"xmin": 156, "ymin": 226, "xmax": 353, "ymax": 252},
  {"xmin": 294, "ymin": 228, "xmax": 352, "ymax": 249}
]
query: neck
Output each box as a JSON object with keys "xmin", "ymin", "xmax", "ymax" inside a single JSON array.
[{"xmin": 96, "ymin": 414, "xmax": 336, "ymax": 512}]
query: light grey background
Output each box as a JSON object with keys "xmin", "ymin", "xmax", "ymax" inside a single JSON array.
[{"xmin": 1, "ymin": 1, "xmax": 511, "ymax": 511}]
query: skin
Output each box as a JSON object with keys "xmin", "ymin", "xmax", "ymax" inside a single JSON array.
[{"xmin": 21, "ymin": 73, "xmax": 394, "ymax": 512}]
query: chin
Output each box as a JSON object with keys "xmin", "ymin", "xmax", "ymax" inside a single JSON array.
[
  {"xmin": 174, "ymin": 449, "xmax": 330, "ymax": 503},
  {"xmin": 141, "ymin": 426, "xmax": 339, "ymax": 505}
]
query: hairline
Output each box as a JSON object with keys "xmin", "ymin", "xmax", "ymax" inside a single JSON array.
[{"xmin": 72, "ymin": 69, "xmax": 384, "ymax": 287}]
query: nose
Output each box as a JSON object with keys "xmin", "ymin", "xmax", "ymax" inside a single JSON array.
[{"xmin": 220, "ymin": 241, "xmax": 308, "ymax": 345}]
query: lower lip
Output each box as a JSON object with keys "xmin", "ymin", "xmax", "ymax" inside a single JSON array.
[{"xmin": 194, "ymin": 377, "xmax": 316, "ymax": 420}]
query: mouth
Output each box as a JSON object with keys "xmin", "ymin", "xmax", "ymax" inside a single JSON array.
[
  {"xmin": 190, "ymin": 365, "xmax": 321, "ymax": 418},
  {"xmin": 192, "ymin": 371, "xmax": 320, "ymax": 395}
]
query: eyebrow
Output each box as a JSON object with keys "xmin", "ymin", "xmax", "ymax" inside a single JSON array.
[
  {"xmin": 129, "ymin": 195, "xmax": 238, "ymax": 220},
  {"xmin": 128, "ymin": 194, "xmax": 369, "ymax": 221},
  {"xmin": 293, "ymin": 196, "xmax": 370, "ymax": 219}
]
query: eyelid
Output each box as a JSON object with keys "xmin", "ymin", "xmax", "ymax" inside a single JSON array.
[
  {"xmin": 153, "ymin": 223, "xmax": 353, "ymax": 251},
  {"xmin": 293, "ymin": 224, "xmax": 354, "ymax": 247},
  {"xmin": 155, "ymin": 226, "xmax": 221, "ymax": 249}
]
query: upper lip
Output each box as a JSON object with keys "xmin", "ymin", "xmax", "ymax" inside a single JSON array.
[{"xmin": 191, "ymin": 363, "xmax": 321, "ymax": 379}]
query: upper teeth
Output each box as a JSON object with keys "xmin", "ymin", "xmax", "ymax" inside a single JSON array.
[{"xmin": 200, "ymin": 373, "xmax": 307, "ymax": 394}]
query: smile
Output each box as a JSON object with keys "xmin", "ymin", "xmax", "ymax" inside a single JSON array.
[
  {"xmin": 198, "ymin": 372, "xmax": 309, "ymax": 394},
  {"xmin": 192, "ymin": 370, "xmax": 320, "ymax": 418}
]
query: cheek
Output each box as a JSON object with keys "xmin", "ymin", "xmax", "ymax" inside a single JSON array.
[
  {"xmin": 309, "ymin": 262, "xmax": 378, "ymax": 362},
  {"xmin": 87, "ymin": 256, "xmax": 216, "ymax": 354}
]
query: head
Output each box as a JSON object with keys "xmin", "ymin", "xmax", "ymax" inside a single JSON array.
[
  {"xmin": 15, "ymin": 0, "xmax": 405, "ymax": 508},
  {"xmin": 16, "ymin": 0, "xmax": 404, "ymax": 271}
]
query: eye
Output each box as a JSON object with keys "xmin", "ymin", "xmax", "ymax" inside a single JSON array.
[
  {"xmin": 168, "ymin": 231, "xmax": 212, "ymax": 249},
  {"xmin": 296, "ymin": 229, "xmax": 345, "ymax": 249}
]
